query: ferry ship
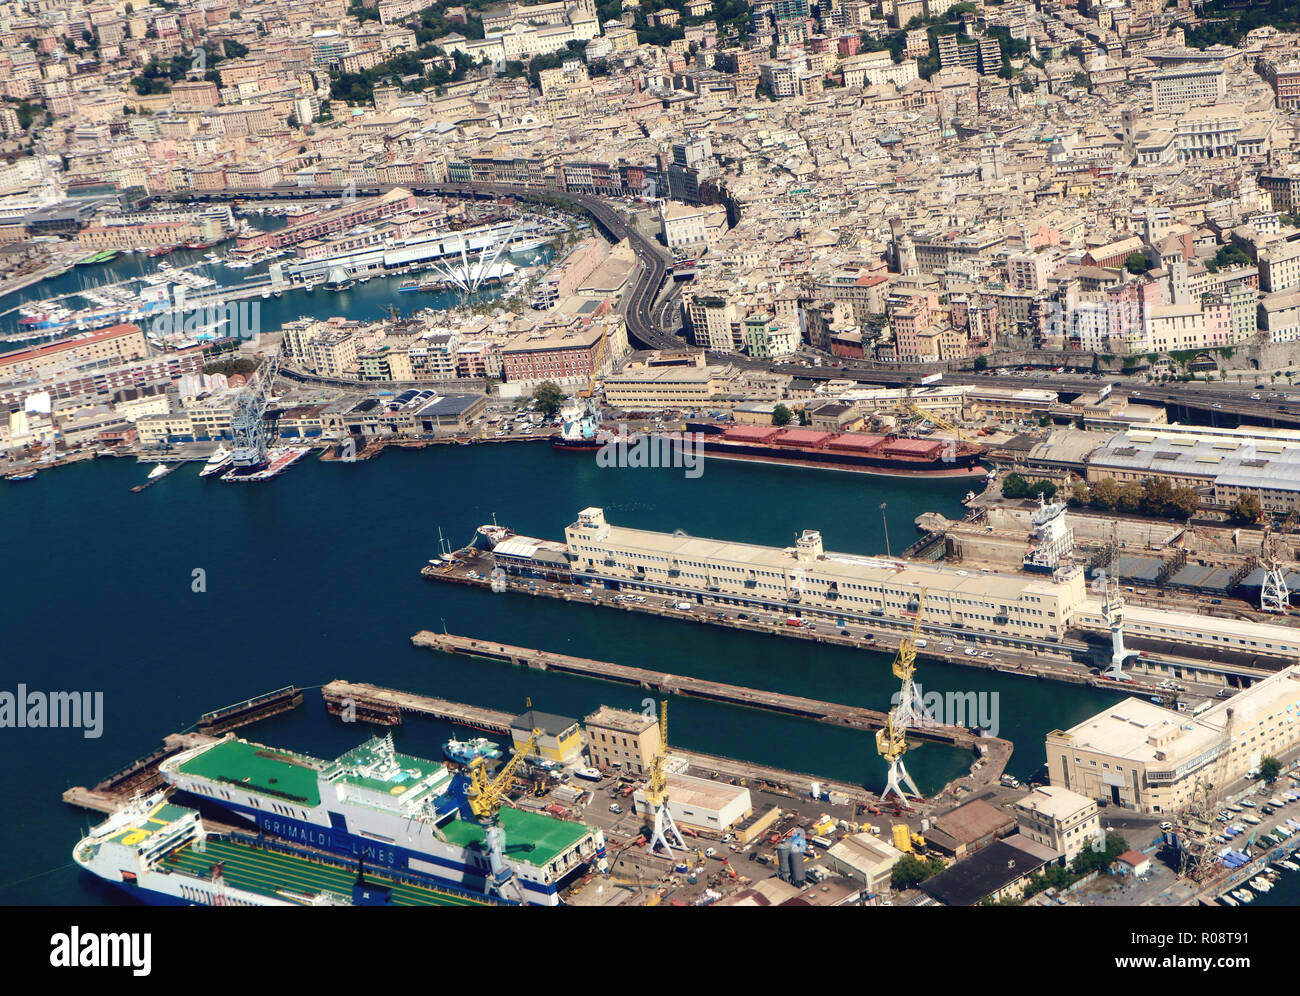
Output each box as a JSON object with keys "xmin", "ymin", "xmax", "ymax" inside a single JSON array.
[
  {"xmin": 72, "ymin": 793, "xmax": 491, "ymax": 907},
  {"xmin": 675, "ymin": 422, "xmax": 988, "ymax": 478},
  {"xmin": 159, "ymin": 734, "xmax": 603, "ymax": 905}
]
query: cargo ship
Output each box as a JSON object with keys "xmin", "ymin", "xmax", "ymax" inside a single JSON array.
[
  {"xmin": 159, "ymin": 734, "xmax": 604, "ymax": 905},
  {"xmin": 72, "ymin": 793, "xmax": 491, "ymax": 907},
  {"xmin": 671, "ymin": 423, "xmax": 989, "ymax": 477}
]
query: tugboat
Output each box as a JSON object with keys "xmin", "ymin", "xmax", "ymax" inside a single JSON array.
[
  {"xmin": 442, "ymin": 737, "xmax": 503, "ymax": 765},
  {"xmin": 550, "ymin": 400, "xmax": 604, "ymax": 452}
]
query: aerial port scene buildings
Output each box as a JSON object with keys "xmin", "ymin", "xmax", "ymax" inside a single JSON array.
[{"xmin": 5, "ymin": 0, "xmax": 1300, "ymax": 958}]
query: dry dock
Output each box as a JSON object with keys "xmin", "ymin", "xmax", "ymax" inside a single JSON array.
[
  {"xmin": 410, "ymin": 631, "xmax": 986, "ymax": 748},
  {"xmin": 319, "ymin": 679, "xmax": 926, "ymax": 806}
]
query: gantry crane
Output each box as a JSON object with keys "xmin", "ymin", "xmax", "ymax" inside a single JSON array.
[
  {"xmin": 466, "ymin": 727, "xmax": 539, "ymax": 902},
  {"xmin": 228, "ymin": 347, "xmax": 282, "ymax": 468},
  {"xmin": 644, "ymin": 700, "xmax": 686, "ymax": 855},
  {"xmin": 1261, "ymin": 525, "xmax": 1290, "ymax": 614},
  {"xmin": 876, "ymin": 588, "xmax": 928, "ymax": 803}
]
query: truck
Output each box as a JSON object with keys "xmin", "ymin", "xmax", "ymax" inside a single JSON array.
[
  {"xmin": 675, "ymin": 601, "xmax": 693, "ymax": 611},
  {"xmin": 919, "ymin": 373, "xmax": 943, "ymax": 386},
  {"xmin": 786, "ymin": 617, "xmax": 803, "ymax": 627}
]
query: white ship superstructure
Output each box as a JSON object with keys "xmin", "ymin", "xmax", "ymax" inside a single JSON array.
[{"xmin": 159, "ymin": 734, "xmax": 601, "ymax": 905}]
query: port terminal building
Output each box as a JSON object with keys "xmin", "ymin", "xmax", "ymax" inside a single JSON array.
[
  {"xmin": 1046, "ymin": 665, "xmax": 1300, "ymax": 814},
  {"xmin": 547, "ymin": 508, "xmax": 1300, "ymax": 673},
  {"xmin": 564, "ymin": 507, "xmax": 1082, "ymax": 644}
]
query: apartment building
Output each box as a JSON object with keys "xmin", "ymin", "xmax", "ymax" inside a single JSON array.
[
  {"xmin": 583, "ymin": 706, "xmax": 661, "ymax": 775},
  {"xmin": 1151, "ymin": 66, "xmax": 1226, "ymax": 112},
  {"xmin": 1014, "ymin": 786, "xmax": 1101, "ymax": 863}
]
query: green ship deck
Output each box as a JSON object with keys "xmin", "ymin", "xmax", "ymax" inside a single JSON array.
[
  {"xmin": 176, "ymin": 740, "xmax": 323, "ymax": 806},
  {"xmin": 165, "ymin": 837, "xmax": 489, "ymax": 906},
  {"xmin": 440, "ymin": 807, "xmax": 589, "ymax": 868}
]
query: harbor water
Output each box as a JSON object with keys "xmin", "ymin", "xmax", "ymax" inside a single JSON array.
[
  {"xmin": 0, "ymin": 219, "xmax": 548, "ymax": 342},
  {"xmin": 0, "ymin": 443, "xmax": 1122, "ymax": 904}
]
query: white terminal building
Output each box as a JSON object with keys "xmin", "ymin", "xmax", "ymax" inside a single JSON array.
[
  {"xmin": 1047, "ymin": 666, "xmax": 1300, "ymax": 814},
  {"xmin": 558, "ymin": 508, "xmax": 1300, "ymax": 667}
]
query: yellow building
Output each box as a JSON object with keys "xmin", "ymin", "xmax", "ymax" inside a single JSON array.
[{"xmin": 511, "ymin": 708, "xmax": 583, "ymax": 765}]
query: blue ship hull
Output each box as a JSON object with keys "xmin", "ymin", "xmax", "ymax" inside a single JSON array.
[{"xmin": 170, "ymin": 790, "xmax": 562, "ymax": 904}]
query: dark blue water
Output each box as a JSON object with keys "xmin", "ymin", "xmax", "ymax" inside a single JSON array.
[{"xmin": 0, "ymin": 442, "xmax": 1120, "ymax": 903}]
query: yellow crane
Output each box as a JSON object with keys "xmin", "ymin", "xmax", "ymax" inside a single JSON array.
[
  {"xmin": 876, "ymin": 588, "xmax": 927, "ymax": 803},
  {"xmin": 645, "ymin": 700, "xmax": 686, "ymax": 854},
  {"xmin": 578, "ymin": 329, "xmax": 609, "ymax": 399},
  {"xmin": 466, "ymin": 727, "xmax": 539, "ymax": 902}
]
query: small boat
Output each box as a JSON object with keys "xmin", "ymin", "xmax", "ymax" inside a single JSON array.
[
  {"xmin": 1232, "ymin": 889, "xmax": 1253, "ymax": 902},
  {"xmin": 1220, "ymin": 893, "xmax": 1239, "ymax": 906},
  {"xmin": 1250, "ymin": 876, "xmax": 1272, "ymax": 892},
  {"xmin": 147, "ymin": 463, "xmax": 173, "ymax": 480},
  {"xmin": 5, "ymin": 470, "xmax": 37, "ymax": 481},
  {"xmin": 574, "ymin": 767, "xmax": 602, "ymax": 782},
  {"xmin": 442, "ymin": 737, "xmax": 502, "ymax": 765},
  {"xmin": 1281, "ymin": 859, "xmax": 1300, "ymax": 871}
]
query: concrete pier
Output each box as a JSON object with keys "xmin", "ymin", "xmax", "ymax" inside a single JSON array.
[{"xmin": 410, "ymin": 630, "xmax": 984, "ymax": 748}]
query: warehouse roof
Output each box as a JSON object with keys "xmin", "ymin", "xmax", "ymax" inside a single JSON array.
[
  {"xmin": 920, "ymin": 840, "xmax": 1049, "ymax": 906},
  {"xmin": 931, "ymin": 798, "xmax": 1015, "ymax": 845}
]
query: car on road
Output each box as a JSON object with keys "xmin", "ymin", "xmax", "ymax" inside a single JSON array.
[
  {"xmin": 609, "ymin": 803, "xmax": 622, "ymax": 814},
  {"xmin": 964, "ymin": 648, "xmax": 979, "ymax": 656}
]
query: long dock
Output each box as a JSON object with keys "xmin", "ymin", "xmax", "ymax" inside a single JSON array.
[
  {"xmin": 317, "ymin": 680, "xmax": 922, "ymax": 806},
  {"xmin": 410, "ymin": 631, "xmax": 986, "ymax": 748},
  {"xmin": 62, "ymin": 732, "xmax": 219, "ymax": 813},
  {"xmin": 62, "ymin": 685, "xmax": 307, "ymax": 814}
]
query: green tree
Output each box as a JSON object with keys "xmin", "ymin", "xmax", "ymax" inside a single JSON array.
[
  {"xmin": 1002, "ymin": 473, "xmax": 1030, "ymax": 499},
  {"xmin": 1117, "ymin": 479, "xmax": 1145, "ymax": 513},
  {"xmin": 1071, "ymin": 71, "xmax": 1089, "ymax": 87},
  {"xmin": 1069, "ymin": 481, "xmax": 1090, "ymax": 507},
  {"xmin": 1169, "ymin": 486, "xmax": 1200, "ymax": 519},
  {"xmin": 890, "ymin": 853, "xmax": 944, "ymax": 890},
  {"xmin": 1027, "ymin": 480, "xmax": 1057, "ymax": 501},
  {"xmin": 1090, "ymin": 477, "xmax": 1119, "ymax": 511},
  {"xmin": 772, "ymin": 403, "xmax": 793, "ymax": 427},
  {"xmin": 1228, "ymin": 493, "xmax": 1262, "ymax": 525},
  {"xmin": 532, "ymin": 380, "xmax": 566, "ymax": 418},
  {"xmin": 1125, "ymin": 252, "xmax": 1151, "ymax": 275},
  {"xmin": 1259, "ymin": 756, "xmax": 1282, "ymax": 782},
  {"xmin": 973, "ymin": 355, "xmax": 988, "ymax": 371}
]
